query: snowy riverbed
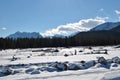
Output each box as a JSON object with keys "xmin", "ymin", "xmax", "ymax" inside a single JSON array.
[{"xmin": 0, "ymin": 46, "xmax": 120, "ymax": 80}]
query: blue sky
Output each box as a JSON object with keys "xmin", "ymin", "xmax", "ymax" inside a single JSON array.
[{"xmin": 0, "ymin": 0, "xmax": 120, "ymax": 37}]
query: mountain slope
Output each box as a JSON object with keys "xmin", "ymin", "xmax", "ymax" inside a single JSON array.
[
  {"xmin": 72, "ymin": 30, "xmax": 120, "ymax": 46},
  {"xmin": 7, "ymin": 31, "xmax": 42, "ymax": 39},
  {"xmin": 90, "ymin": 22, "xmax": 120, "ymax": 31},
  {"xmin": 110, "ymin": 25, "xmax": 120, "ymax": 32}
]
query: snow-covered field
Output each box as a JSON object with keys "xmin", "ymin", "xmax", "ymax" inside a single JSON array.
[{"xmin": 0, "ymin": 46, "xmax": 120, "ymax": 80}]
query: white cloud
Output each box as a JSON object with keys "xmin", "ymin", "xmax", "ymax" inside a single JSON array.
[
  {"xmin": 41, "ymin": 17, "xmax": 106, "ymax": 37},
  {"xmin": 115, "ymin": 10, "xmax": 120, "ymax": 21},
  {"xmin": 96, "ymin": 16, "xmax": 109, "ymax": 20},
  {"xmin": 115, "ymin": 10, "xmax": 120, "ymax": 15},
  {"xmin": 1, "ymin": 27, "xmax": 7, "ymax": 30}
]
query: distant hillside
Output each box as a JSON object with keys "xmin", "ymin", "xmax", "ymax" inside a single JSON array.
[
  {"xmin": 90, "ymin": 22, "xmax": 120, "ymax": 31},
  {"xmin": 72, "ymin": 23, "xmax": 120, "ymax": 46},
  {"xmin": 110, "ymin": 25, "xmax": 120, "ymax": 32},
  {"xmin": 72, "ymin": 30, "xmax": 120, "ymax": 46},
  {"xmin": 7, "ymin": 31, "xmax": 42, "ymax": 39}
]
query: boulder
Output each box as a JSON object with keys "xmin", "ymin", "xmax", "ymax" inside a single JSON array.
[
  {"xmin": 97, "ymin": 57, "xmax": 107, "ymax": 64},
  {"xmin": 31, "ymin": 70, "xmax": 40, "ymax": 74},
  {"xmin": 85, "ymin": 60, "xmax": 96, "ymax": 69},
  {"xmin": 25, "ymin": 68, "xmax": 35, "ymax": 74},
  {"xmin": 38, "ymin": 67, "xmax": 57, "ymax": 72},
  {"xmin": 1, "ymin": 67, "xmax": 13, "ymax": 75},
  {"xmin": 111, "ymin": 63, "xmax": 118, "ymax": 67},
  {"xmin": 55, "ymin": 62, "xmax": 67, "ymax": 71},
  {"xmin": 67, "ymin": 63, "xmax": 82, "ymax": 70},
  {"xmin": 94, "ymin": 63, "xmax": 105, "ymax": 68},
  {"xmin": 112, "ymin": 56, "xmax": 120, "ymax": 64},
  {"xmin": 64, "ymin": 54, "xmax": 69, "ymax": 57}
]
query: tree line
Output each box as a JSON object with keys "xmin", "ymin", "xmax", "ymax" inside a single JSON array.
[{"xmin": 1, "ymin": 31, "xmax": 120, "ymax": 49}]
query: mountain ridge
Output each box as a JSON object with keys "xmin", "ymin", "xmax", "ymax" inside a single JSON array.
[
  {"xmin": 90, "ymin": 22, "xmax": 120, "ymax": 31},
  {"xmin": 6, "ymin": 22, "xmax": 120, "ymax": 39},
  {"xmin": 7, "ymin": 31, "xmax": 42, "ymax": 39}
]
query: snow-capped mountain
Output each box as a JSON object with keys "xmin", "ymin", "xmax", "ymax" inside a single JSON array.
[
  {"xmin": 90, "ymin": 22, "xmax": 120, "ymax": 31},
  {"xmin": 7, "ymin": 31, "xmax": 42, "ymax": 39}
]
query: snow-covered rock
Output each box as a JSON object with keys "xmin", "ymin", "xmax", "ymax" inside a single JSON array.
[
  {"xmin": 94, "ymin": 63, "xmax": 110, "ymax": 69},
  {"xmin": 111, "ymin": 63, "xmax": 118, "ymax": 67},
  {"xmin": 25, "ymin": 68, "xmax": 35, "ymax": 74},
  {"xmin": 38, "ymin": 67, "xmax": 57, "ymax": 72},
  {"xmin": 1, "ymin": 67, "xmax": 13, "ymax": 75},
  {"xmin": 112, "ymin": 56, "xmax": 120, "ymax": 64},
  {"xmin": 12, "ymin": 70, "xmax": 20, "ymax": 75},
  {"xmin": 85, "ymin": 60, "xmax": 96, "ymax": 69},
  {"xmin": 31, "ymin": 70, "xmax": 40, "ymax": 74},
  {"xmin": 94, "ymin": 63, "xmax": 107, "ymax": 68},
  {"xmin": 67, "ymin": 63, "xmax": 82, "ymax": 70},
  {"xmin": 107, "ymin": 59, "xmax": 113, "ymax": 64},
  {"xmin": 97, "ymin": 57, "xmax": 107, "ymax": 64},
  {"xmin": 55, "ymin": 62, "xmax": 67, "ymax": 71}
]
